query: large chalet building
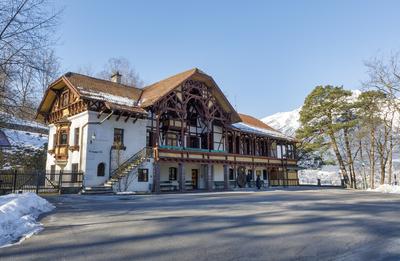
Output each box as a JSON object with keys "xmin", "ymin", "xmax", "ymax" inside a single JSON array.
[{"xmin": 37, "ymin": 68, "xmax": 298, "ymax": 193}]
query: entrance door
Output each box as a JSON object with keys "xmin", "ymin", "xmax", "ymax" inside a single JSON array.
[{"xmin": 191, "ymin": 169, "xmax": 199, "ymax": 189}]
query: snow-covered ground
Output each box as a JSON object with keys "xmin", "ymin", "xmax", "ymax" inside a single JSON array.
[
  {"xmin": 298, "ymin": 165, "xmax": 342, "ymax": 186},
  {"xmin": 0, "ymin": 193, "xmax": 55, "ymax": 248},
  {"xmin": 370, "ymin": 185, "xmax": 400, "ymax": 194}
]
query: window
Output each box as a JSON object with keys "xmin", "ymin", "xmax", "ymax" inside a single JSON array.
[
  {"xmin": 166, "ymin": 133, "xmax": 178, "ymax": 146},
  {"xmin": 114, "ymin": 128, "xmax": 124, "ymax": 145},
  {"xmin": 50, "ymin": 165, "xmax": 56, "ymax": 181},
  {"xmin": 229, "ymin": 168, "xmax": 235, "ymax": 180},
  {"xmin": 59, "ymin": 130, "xmax": 68, "ymax": 145},
  {"xmin": 169, "ymin": 167, "xmax": 177, "ymax": 180},
  {"xmin": 201, "ymin": 133, "xmax": 209, "ymax": 149},
  {"xmin": 138, "ymin": 169, "xmax": 149, "ymax": 182},
  {"xmin": 247, "ymin": 169, "xmax": 253, "ymax": 180},
  {"xmin": 71, "ymin": 163, "xmax": 79, "ymax": 182},
  {"xmin": 97, "ymin": 162, "xmax": 105, "ymax": 176},
  {"xmin": 188, "ymin": 136, "xmax": 199, "ymax": 148},
  {"xmin": 61, "ymin": 91, "xmax": 69, "ymax": 107},
  {"xmin": 188, "ymin": 114, "xmax": 197, "ymax": 126},
  {"xmin": 53, "ymin": 133, "xmax": 57, "ymax": 148},
  {"xmin": 263, "ymin": 169, "xmax": 268, "ymax": 180},
  {"xmin": 74, "ymin": 128, "xmax": 80, "ymax": 146},
  {"xmin": 146, "ymin": 130, "xmax": 153, "ymax": 147},
  {"xmin": 256, "ymin": 170, "xmax": 261, "ymax": 177}
]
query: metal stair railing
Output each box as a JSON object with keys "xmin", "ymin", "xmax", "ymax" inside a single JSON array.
[{"xmin": 110, "ymin": 147, "xmax": 152, "ymax": 180}]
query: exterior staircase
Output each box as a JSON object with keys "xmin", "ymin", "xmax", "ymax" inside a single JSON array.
[{"xmin": 81, "ymin": 147, "xmax": 152, "ymax": 195}]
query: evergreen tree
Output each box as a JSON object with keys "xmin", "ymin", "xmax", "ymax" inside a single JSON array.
[{"xmin": 296, "ymin": 86, "xmax": 353, "ymax": 186}]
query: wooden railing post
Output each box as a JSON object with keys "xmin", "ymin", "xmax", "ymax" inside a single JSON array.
[
  {"xmin": 13, "ymin": 169, "xmax": 17, "ymax": 193},
  {"xmin": 35, "ymin": 171, "xmax": 40, "ymax": 194},
  {"xmin": 58, "ymin": 170, "xmax": 63, "ymax": 194}
]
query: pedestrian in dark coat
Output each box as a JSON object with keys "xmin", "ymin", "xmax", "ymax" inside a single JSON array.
[{"xmin": 256, "ymin": 175, "xmax": 262, "ymax": 190}]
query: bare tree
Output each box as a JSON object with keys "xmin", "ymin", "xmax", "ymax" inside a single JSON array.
[
  {"xmin": 364, "ymin": 54, "xmax": 400, "ymax": 187},
  {"xmin": 97, "ymin": 57, "xmax": 144, "ymax": 87},
  {"xmin": 36, "ymin": 49, "xmax": 60, "ymax": 94},
  {"xmin": 0, "ymin": 0, "xmax": 61, "ymax": 119}
]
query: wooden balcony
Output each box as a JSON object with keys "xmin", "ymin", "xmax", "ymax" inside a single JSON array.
[
  {"xmin": 155, "ymin": 146, "xmax": 297, "ymax": 167},
  {"xmin": 54, "ymin": 145, "xmax": 69, "ymax": 161}
]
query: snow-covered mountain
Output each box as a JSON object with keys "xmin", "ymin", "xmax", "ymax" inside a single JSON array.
[
  {"xmin": 261, "ymin": 107, "xmax": 301, "ymax": 137},
  {"xmin": 261, "ymin": 90, "xmax": 362, "ymax": 137}
]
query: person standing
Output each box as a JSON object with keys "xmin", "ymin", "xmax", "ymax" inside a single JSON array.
[{"xmin": 256, "ymin": 175, "xmax": 262, "ymax": 190}]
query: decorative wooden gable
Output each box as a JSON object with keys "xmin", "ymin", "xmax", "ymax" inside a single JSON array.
[{"xmin": 36, "ymin": 76, "xmax": 86, "ymax": 124}]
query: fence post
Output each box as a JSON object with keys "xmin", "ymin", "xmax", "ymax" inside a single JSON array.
[
  {"xmin": 58, "ymin": 170, "xmax": 63, "ymax": 194},
  {"xmin": 13, "ymin": 169, "xmax": 17, "ymax": 193},
  {"xmin": 317, "ymin": 179, "xmax": 321, "ymax": 187},
  {"xmin": 36, "ymin": 171, "xmax": 40, "ymax": 194}
]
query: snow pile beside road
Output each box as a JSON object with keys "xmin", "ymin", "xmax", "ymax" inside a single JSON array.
[
  {"xmin": 0, "ymin": 192, "xmax": 55, "ymax": 248},
  {"xmin": 371, "ymin": 185, "xmax": 400, "ymax": 194}
]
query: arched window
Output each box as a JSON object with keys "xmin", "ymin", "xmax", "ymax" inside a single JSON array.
[{"xmin": 97, "ymin": 162, "xmax": 105, "ymax": 176}]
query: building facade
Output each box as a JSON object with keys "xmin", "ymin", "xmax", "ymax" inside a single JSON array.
[{"xmin": 37, "ymin": 68, "xmax": 298, "ymax": 193}]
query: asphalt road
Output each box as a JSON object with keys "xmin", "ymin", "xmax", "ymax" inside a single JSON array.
[{"xmin": 1, "ymin": 188, "xmax": 400, "ymax": 261}]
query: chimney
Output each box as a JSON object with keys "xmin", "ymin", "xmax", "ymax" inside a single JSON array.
[{"xmin": 111, "ymin": 71, "xmax": 122, "ymax": 84}]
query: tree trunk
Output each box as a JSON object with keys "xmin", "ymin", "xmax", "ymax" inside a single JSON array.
[
  {"xmin": 359, "ymin": 139, "xmax": 367, "ymax": 189},
  {"xmin": 369, "ymin": 128, "xmax": 375, "ymax": 189},
  {"xmin": 388, "ymin": 131, "xmax": 393, "ymax": 185},
  {"xmin": 343, "ymin": 128, "xmax": 356, "ymax": 188},
  {"xmin": 329, "ymin": 133, "xmax": 349, "ymax": 185},
  {"xmin": 380, "ymin": 154, "xmax": 386, "ymax": 185}
]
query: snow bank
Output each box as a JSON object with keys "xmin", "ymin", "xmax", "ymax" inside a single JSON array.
[
  {"xmin": 370, "ymin": 185, "xmax": 400, "ymax": 194},
  {"xmin": 0, "ymin": 192, "xmax": 55, "ymax": 248},
  {"xmin": 298, "ymin": 166, "xmax": 342, "ymax": 186}
]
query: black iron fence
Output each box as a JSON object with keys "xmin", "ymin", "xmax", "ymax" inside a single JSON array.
[{"xmin": 0, "ymin": 170, "xmax": 83, "ymax": 195}]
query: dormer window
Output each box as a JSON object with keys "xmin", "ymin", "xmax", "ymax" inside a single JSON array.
[{"xmin": 61, "ymin": 90, "xmax": 69, "ymax": 107}]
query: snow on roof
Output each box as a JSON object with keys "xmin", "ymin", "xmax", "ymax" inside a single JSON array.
[
  {"xmin": 0, "ymin": 130, "xmax": 10, "ymax": 147},
  {"xmin": 2, "ymin": 128, "xmax": 47, "ymax": 150},
  {"xmin": 77, "ymin": 86, "xmax": 137, "ymax": 107},
  {"xmin": 232, "ymin": 122, "xmax": 294, "ymax": 140}
]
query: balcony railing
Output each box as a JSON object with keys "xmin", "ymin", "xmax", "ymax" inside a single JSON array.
[{"xmin": 159, "ymin": 145, "xmax": 225, "ymax": 153}]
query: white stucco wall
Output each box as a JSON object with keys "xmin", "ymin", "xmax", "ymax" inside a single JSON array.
[
  {"xmin": 45, "ymin": 111, "xmax": 90, "ymax": 175},
  {"xmin": 113, "ymin": 158, "xmax": 154, "ymax": 192},
  {"xmin": 213, "ymin": 125, "xmax": 225, "ymax": 151},
  {"xmin": 84, "ymin": 112, "xmax": 147, "ymax": 186},
  {"xmin": 213, "ymin": 165, "xmax": 224, "ymax": 181},
  {"xmin": 46, "ymin": 111, "xmax": 149, "ymax": 188}
]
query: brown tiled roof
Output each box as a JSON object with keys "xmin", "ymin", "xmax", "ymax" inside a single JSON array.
[
  {"xmin": 64, "ymin": 72, "xmax": 142, "ymax": 101},
  {"xmin": 139, "ymin": 68, "xmax": 198, "ymax": 107},
  {"xmin": 104, "ymin": 102, "xmax": 147, "ymax": 115},
  {"xmin": 238, "ymin": 113, "xmax": 280, "ymax": 132}
]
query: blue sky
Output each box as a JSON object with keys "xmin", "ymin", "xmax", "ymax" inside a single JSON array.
[{"xmin": 55, "ymin": 0, "xmax": 400, "ymax": 118}]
